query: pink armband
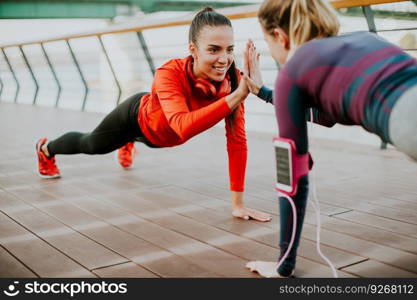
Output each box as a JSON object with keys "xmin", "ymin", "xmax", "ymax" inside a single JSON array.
[{"xmin": 273, "ymin": 137, "xmax": 313, "ymax": 196}]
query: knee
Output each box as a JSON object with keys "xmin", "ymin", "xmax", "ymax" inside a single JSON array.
[{"xmin": 81, "ymin": 139, "xmax": 109, "ymax": 155}]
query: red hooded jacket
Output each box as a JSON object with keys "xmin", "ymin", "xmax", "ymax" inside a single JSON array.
[{"xmin": 138, "ymin": 56, "xmax": 247, "ymax": 192}]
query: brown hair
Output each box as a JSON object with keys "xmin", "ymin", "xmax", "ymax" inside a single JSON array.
[{"xmin": 258, "ymin": 0, "xmax": 340, "ymax": 47}]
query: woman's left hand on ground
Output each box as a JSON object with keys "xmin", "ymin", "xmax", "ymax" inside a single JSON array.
[{"xmin": 232, "ymin": 206, "xmax": 271, "ymax": 222}]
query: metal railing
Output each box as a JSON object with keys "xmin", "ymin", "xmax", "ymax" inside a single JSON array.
[{"xmin": 0, "ymin": 0, "xmax": 415, "ymax": 149}]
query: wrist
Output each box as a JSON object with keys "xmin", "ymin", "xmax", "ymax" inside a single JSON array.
[
  {"xmin": 231, "ymin": 191, "xmax": 244, "ymax": 210},
  {"xmin": 257, "ymin": 84, "xmax": 269, "ymax": 96},
  {"xmin": 235, "ymin": 89, "xmax": 248, "ymax": 101}
]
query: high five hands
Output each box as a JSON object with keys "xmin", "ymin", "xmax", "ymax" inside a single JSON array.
[{"xmin": 242, "ymin": 39, "xmax": 264, "ymax": 96}]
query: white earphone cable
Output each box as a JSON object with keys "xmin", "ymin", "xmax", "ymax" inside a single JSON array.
[{"xmin": 309, "ymin": 108, "xmax": 338, "ymax": 278}]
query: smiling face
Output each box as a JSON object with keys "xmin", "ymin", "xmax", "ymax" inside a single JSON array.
[{"xmin": 189, "ymin": 25, "xmax": 234, "ymax": 82}]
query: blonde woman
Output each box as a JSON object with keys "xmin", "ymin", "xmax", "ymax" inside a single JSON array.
[{"xmin": 246, "ymin": 0, "xmax": 417, "ymax": 277}]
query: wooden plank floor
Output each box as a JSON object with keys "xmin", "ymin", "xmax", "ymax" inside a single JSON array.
[{"xmin": 0, "ymin": 102, "xmax": 416, "ymax": 278}]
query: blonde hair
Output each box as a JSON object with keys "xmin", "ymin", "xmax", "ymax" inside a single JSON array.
[{"xmin": 258, "ymin": 0, "xmax": 340, "ymax": 47}]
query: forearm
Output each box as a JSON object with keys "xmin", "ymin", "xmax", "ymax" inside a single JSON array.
[
  {"xmin": 225, "ymin": 89, "xmax": 247, "ymax": 111},
  {"xmin": 228, "ymin": 147, "xmax": 247, "ymax": 192},
  {"xmin": 168, "ymin": 98, "xmax": 231, "ymax": 141},
  {"xmin": 257, "ymin": 86, "xmax": 273, "ymax": 104},
  {"xmin": 278, "ymin": 175, "xmax": 309, "ymax": 275}
]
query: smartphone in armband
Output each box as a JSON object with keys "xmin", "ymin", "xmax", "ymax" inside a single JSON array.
[
  {"xmin": 274, "ymin": 137, "xmax": 312, "ymax": 196},
  {"xmin": 274, "ymin": 139, "xmax": 293, "ymax": 194}
]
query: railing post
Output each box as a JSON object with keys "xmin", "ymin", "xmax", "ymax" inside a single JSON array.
[
  {"xmin": 137, "ymin": 31, "xmax": 155, "ymax": 75},
  {"xmin": 65, "ymin": 39, "xmax": 89, "ymax": 111},
  {"xmin": 40, "ymin": 42, "xmax": 62, "ymax": 108},
  {"xmin": 362, "ymin": 6, "xmax": 377, "ymax": 33},
  {"xmin": 0, "ymin": 69, "xmax": 3, "ymax": 100},
  {"xmin": 1, "ymin": 48, "xmax": 20, "ymax": 103},
  {"xmin": 19, "ymin": 45, "xmax": 39, "ymax": 105},
  {"xmin": 362, "ymin": 5, "xmax": 387, "ymax": 150},
  {"xmin": 97, "ymin": 36, "xmax": 123, "ymax": 106}
]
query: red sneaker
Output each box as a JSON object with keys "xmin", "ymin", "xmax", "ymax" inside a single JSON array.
[
  {"xmin": 117, "ymin": 142, "xmax": 136, "ymax": 168},
  {"xmin": 36, "ymin": 138, "xmax": 61, "ymax": 179}
]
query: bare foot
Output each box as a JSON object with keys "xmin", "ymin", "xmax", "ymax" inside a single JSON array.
[
  {"xmin": 232, "ymin": 207, "xmax": 271, "ymax": 222},
  {"xmin": 246, "ymin": 261, "xmax": 291, "ymax": 278}
]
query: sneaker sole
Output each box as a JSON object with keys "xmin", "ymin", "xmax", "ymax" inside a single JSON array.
[{"xmin": 37, "ymin": 172, "xmax": 61, "ymax": 179}]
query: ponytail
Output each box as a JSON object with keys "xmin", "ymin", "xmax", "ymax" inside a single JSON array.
[
  {"xmin": 189, "ymin": 6, "xmax": 232, "ymax": 45},
  {"xmin": 228, "ymin": 61, "xmax": 238, "ymax": 92},
  {"xmin": 226, "ymin": 61, "xmax": 239, "ymax": 132},
  {"xmin": 258, "ymin": 0, "xmax": 339, "ymax": 47}
]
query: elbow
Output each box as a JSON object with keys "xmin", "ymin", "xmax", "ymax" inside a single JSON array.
[{"xmin": 167, "ymin": 113, "xmax": 191, "ymax": 141}]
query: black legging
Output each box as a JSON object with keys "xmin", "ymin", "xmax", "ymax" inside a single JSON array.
[{"xmin": 48, "ymin": 92, "xmax": 150, "ymax": 156}]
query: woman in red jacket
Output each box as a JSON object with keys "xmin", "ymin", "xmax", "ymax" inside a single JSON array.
[{"xmin": 36, "ymin": 7, "xmax": 271, "ymax": 222}]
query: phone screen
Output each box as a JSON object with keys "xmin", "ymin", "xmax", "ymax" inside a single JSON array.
[{"xmin": 275, "ymin": 146, "xmax": 291, "ymax": 186}]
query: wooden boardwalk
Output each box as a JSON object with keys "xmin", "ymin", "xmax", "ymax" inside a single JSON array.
[{"xmin": 0, "ymin": 102, "xmax": 416, "ymax": 278}]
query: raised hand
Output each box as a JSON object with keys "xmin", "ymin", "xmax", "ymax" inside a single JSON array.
[{"xmin": 244, "ymin": 39, "xmax": 264, "ymax": 95}]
